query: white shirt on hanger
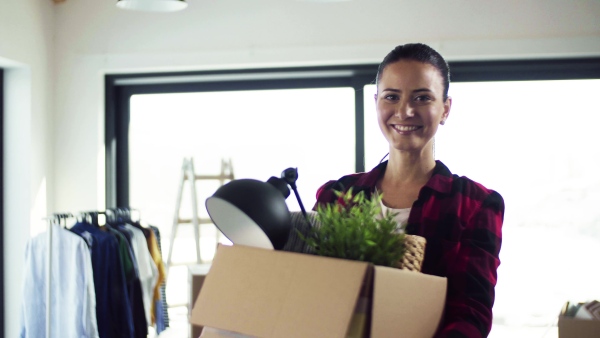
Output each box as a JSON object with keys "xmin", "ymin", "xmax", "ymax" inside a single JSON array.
[
  {"xmin": 124, "ymin": 224, "xmax": 158, "ymax": 327},
  {"xmin": 20, "ymin": 223, "xmax": 99, "ymax": 338}
]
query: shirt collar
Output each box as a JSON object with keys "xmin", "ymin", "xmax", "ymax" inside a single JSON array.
[
  {"xmin": 425, "ymin": 160, "xmax": 453, "ymax": 194},
  {"xmin": 358, "ymin": 160, "xmax": 454, "ymax": 194}
]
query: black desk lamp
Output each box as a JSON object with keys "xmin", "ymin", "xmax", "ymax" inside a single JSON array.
[{"xmin": 205, "ymin": 168, "xmax": 310, "ymax": 250}]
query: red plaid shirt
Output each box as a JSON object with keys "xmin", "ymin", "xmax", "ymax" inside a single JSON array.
[{"xmin": 313, "ymin": 160, "xmax": 504, "ymax": 338}]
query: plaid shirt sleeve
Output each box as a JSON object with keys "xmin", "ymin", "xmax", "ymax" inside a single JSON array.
[{"xmin": 431, "ymin": 188, "xmax": 504, "ymax": 338}]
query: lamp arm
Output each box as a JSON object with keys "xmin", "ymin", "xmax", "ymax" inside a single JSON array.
[
  {"xmin": 280, "ymin": 167, "xmax": 314, "ymax": 229},
  {"xmin": 289, "ymin": 183, "xmax": 313, "ymax": 229}
]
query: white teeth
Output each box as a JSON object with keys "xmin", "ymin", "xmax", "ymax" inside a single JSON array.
[{"xmin": 393, "ymin": 125, "xmax": 419, "ymax": 132}]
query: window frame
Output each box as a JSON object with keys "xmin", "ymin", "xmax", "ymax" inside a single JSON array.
[
  {"xmin": 0, "ymin": 67, "xmax": 4, "ymax": 338},
  {"xmin": 105, "ymin": 58, "xmax": 600, "ymax": 208}
]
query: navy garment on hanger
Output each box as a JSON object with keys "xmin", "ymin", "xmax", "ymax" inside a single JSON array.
[{"xmin": 70, "ymin": 222, "xmax": 135, "ymax": 338}]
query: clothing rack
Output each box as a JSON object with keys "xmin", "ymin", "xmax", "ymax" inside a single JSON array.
[
  {"xmin": 34, "ymin": 207, "xmax": 169, "ymax": 338},
  {"xmin": 39, "ymin": 208, "xmax": 130, "ymax": 338}
]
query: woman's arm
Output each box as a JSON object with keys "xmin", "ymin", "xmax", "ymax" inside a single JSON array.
[{"xmin": 435, "ymin": 191, "xmax": 504, "ymax": 338}]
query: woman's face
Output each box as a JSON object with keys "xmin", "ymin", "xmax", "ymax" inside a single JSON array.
[{"xmin": 375, "ymin": 60, "xmax": 451, "ymax": 155}]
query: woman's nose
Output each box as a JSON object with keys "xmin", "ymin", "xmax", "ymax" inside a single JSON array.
[{"xmin": 394, "ymin": 102, "xmax": 414, "ymax": 118}]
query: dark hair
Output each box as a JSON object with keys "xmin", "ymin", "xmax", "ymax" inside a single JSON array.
[{"xmin": 376, "ymin": 43, "xmax": 450, "ymax": 101}]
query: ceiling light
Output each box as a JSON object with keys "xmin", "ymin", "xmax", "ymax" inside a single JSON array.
[{"xmin": 116, "ymin": 0, "xmax": 187, "ymax": 12}]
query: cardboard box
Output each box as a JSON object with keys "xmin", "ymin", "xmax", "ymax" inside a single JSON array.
[
  {"xmin": 190, "ymin": 245, "xmax": 447, "ymax": 338},
  {"xmin": 558, "ymin": 302, "xmax": 600, "ymax": 338},
  {"xmin": 189, "ymin": 264, "xmax": 212, "ymax": 338}
]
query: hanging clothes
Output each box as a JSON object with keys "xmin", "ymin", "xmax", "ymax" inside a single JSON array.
[
  {"xmin": 70, "ymin": 222, "xmax": 135, "ymax": 338},
  {"xmin": 151, "ymin": 225, "xmax": 170, "ymax": 333},
  {"xmin": 117, "ymin": 223, "xmax": 159, "ymax": 329},
  {"xmin": 20, "ymin": 223, "xmax": 99, "ymax": 338},
  {"xmin": 106, "ymin": 224, "xmax": 148, "ymax": 338},
  {"xmin": 145, "ymin": 227, "xmax": 166, "ymax": 327}
]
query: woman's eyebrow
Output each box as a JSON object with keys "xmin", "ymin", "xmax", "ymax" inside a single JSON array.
[{"xmin": 381, "ymin": 88, "xmax": 433, "ymax": 93}]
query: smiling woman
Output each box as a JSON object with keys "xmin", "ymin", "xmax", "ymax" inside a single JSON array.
[{"xmin": 315, "ymin": 43, "xmax": 504, "ymax": 338}]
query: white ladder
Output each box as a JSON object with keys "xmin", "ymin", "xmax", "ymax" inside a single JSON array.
[{"xmin": 165, "ymin": 157, "xmax": 234, "ymax": 276}]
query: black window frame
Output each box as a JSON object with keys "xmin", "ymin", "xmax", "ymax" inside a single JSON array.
[
  {"xmin": 0, "ymin": 68, "xmax": 4, "ymax": 337},
  {"xmin": 105, "ymin": 58, "xmax": 600, "ymax": 208}
]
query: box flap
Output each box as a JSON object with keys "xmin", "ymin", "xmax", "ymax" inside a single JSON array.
[
  {"xmin": 191, "ymin": 245, "xmax": 369, "ymax": 338},
  {"xmin": 371, "ymin": 266, "xmax": 447, "ymax": 338}
]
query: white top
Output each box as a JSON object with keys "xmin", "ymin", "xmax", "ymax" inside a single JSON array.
[
  {"xmin": 20, "ymin": 224, "xmax": 99, "ymax": 338},
  {"xmin": 375, "ymin": 188, "xmax": 411, "ymax": 234},
  {"xmin": 124, "ymin": 224, "xmax": 158, "ymax": 326}
]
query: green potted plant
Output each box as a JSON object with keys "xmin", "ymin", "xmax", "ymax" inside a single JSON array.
[{"xmin": 298, "ymin": 188, "xmax": 426, "ymax": 271}]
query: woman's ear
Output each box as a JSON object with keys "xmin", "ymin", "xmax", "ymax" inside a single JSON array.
[{"xmin": 441, "ymin": 96, "xmax": 452, "ymax": 125}]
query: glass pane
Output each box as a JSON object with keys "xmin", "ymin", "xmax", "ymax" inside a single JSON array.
[
  {"xmin": 130, "ymin": 87, "xmax": 356, "ymax": 252},
  {"xmin": 129, "ymin": 87, "xmax": 355, "ymax": 330},
  {"xmin": 363, "ymin": 85, "xmax": 388, "ymax": 170},
  {"xmin": 364, "ymin": 79, "xmax": 600, "ymax": 338}
]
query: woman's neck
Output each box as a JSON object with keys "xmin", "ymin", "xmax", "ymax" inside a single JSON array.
[
  {"xmin": 376, "ymin": 151, "xmax": 436, "ymax": 209},
  {"xmin": 383, "ymin": 151, "xmax": 436, "ymax": 186}
]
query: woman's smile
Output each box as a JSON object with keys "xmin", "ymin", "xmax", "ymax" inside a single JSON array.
[{"xmin": 391, "ymin": 124, "xmax": 422, "ymax": 134}]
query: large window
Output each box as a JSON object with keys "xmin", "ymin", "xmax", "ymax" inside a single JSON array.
[
  {"xmin": 106, "ymin": 66, "xmax": 375, "ymax": 336},
  {"xmin": 106, "ymin": 58, "xmax": 600, "ymax": 338},
  {"xmin": 128, "ymin": 88, "xmax": 356, "ymax": 311}
]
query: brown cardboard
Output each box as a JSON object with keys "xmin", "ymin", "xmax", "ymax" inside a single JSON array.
[
  {"xmin": 189, "ymin": 264, "xmax": 212, "ymax": 338},
  {"xmin": 191, "ymin": 244, "xmax": 447, "ymax": 338},
  {"xmin": 558, "ymin": 315, "xmax": 600, "ymax": 338},
  {"xmin": 371, "ymin": 266, "xmax": 446, "ymax": 338}
]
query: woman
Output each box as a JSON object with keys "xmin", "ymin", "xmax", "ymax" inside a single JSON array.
[{"xmin": 313, "ymin": 43, "xmax": 504, "ymax": 338}]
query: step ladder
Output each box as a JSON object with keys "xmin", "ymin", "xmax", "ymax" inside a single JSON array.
[{"xmin": 164, "ymin": 157, "xmax": 234, "ymax": 276}]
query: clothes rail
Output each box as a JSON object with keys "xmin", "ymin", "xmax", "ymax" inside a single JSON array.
[{"xmin": 35, "ymin": 207, "xmax": 169, "ymax": 338}]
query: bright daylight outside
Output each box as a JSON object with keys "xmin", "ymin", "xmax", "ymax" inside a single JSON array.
[
  {"xmin": 131, "ymin": 79, "xmax": 600, "ymax": 338},
  {"xmin": 129, "ymin": 87, "xmax": 356, "ymax": 337}
]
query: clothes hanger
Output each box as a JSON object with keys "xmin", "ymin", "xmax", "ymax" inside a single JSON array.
[
  {"xmin": 53, "ymin": 213, "xmax": 74, "ymax": 228},
  {"xmin": 79, "ymin": 211, "xmax": 105, "ymax": 227}
]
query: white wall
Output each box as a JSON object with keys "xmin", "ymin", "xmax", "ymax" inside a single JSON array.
[
  {"xmin": 0, "ymin": 0, "xmax": 55, "ymax": 336},
  {"xmin": 52, "ymin": 0, "xmax": 600, "ymax": 212}
]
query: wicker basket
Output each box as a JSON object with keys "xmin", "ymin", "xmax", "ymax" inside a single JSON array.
[{"xmin": 396, "ymin": 234, "xmax": 426, "ymax": 272}]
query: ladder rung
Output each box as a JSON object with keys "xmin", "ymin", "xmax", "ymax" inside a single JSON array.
[
  {"xmin": 167, "ymin": 302, "xmax": 188, "ymax": 308},
  {"xmin": 167, "ymin": 261, "xmax": 198, "ymax": 267},
  {"xmin": 178, "ymin": 218, "xmax": 214, "ymax": 224},
  {"xmin": 165, "ymin": 158, "xmax": 234, "ymax": 280},
  {"xmin": 193, "ymin": 174, "xmax": 234, "ymax": 180}
]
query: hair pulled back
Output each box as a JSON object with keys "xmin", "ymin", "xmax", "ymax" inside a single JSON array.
[{"xmin": 376, "ymin": 43, "xmax": 450, "ymax": 101}]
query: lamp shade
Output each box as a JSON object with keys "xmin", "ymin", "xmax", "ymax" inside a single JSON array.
[
  {"xmin": 116, "ymin": 0, "xmax": 187, "ymax": 12},
  {"xmin": 206, "ymin": 179, "xmax": 292, "ymax": 250}
]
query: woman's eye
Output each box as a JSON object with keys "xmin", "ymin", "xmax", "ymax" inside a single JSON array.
[
  {"xmin": 415, "ymin": 95, "xmax": 432, "ymax": 102},
  {"xmin": 384, "ymin": 94, "xmax": 399, "ymax": 101}
]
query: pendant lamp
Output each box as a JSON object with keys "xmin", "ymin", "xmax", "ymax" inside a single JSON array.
[{"xmin": 116, "ymin": 0, "xmax": 187, "ymax": 12}]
